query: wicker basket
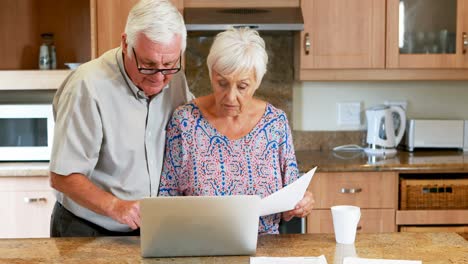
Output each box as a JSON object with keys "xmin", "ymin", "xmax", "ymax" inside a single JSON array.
[{"xmin": 400, "ymin": 179, "xmax": 468, "ymax": 210}]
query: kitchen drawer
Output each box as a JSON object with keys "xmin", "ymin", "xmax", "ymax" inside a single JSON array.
[
  {"xmin": 307, "ymin": 172, "xmax": 397, "ymax": 209},
  {"xmin": 306, "ymin": 209, "xmax": 396, "ymax": 233},
  {"xmin": 0, "ymin": 176, "xmax": 55, "ymax": 238},
  {"xmin": 0, "ymin": 176, "xmax": 51, "ymax": 191},
  {"xmin": 400, "ymin": 225, "xmax": 468, "ymax": 233}
]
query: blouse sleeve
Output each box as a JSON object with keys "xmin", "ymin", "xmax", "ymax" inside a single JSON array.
[
  {"xmin": 159, "ymin": 107, "xmax": 188, "ymax": 196},
  {"xmin": 278, "ymin": 113, "xmax": 300, "ymax": 187}
]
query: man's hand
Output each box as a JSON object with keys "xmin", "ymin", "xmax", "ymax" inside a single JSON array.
[
  {"xmin": 50, "ymin": 172, "xmax": 142, "ymax": 230},
  {"xmin": 107, "ymin": 199, "xmax": 141, "ymax": 230},
  {"xmin": 282, "ymin": 191, "xmax": 315, "ymax": 221}
]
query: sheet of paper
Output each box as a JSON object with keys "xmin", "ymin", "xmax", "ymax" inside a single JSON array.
[
  {"xmin": 343, "ymin": 257, "xmax": 422, "ymax": 264},
  {"xmin": 251, "ymin": 255, "xmax": 328, "ymax": 264},
  {"xmin": 259, "ymin": 167, "xmax": 317, "ymax": 216}
]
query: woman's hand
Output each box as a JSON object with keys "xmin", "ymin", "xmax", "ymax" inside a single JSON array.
[{"xmin": 282, "ymin": 191, "xmax": 315, "ymax": 221}]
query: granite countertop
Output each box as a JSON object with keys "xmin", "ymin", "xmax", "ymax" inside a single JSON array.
[
  {"xmin": 1, "ymin": 150, "xmax": 468, "ymax": 177},
  {"xmin": 0, "ymin": 162, "xmax": 49, "ymax": 177},
  {"xmin": 0, "ymin": 233, "xmax": 466, "ymax": 263},
  {"xmin": 296, "ymin": 150, "xmax": 468, "ymax": 173}
]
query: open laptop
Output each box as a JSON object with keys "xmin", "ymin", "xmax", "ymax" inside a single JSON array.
[{"xmin": 140, "ymin": 195, "xmax": 260, "ymax": 257}]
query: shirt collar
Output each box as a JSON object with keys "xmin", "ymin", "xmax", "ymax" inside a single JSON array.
[{"xmin": 116, "ymin": 47, "xmax": 170, "ymax": 100}]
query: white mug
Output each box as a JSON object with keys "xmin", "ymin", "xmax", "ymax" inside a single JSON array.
[
  {"xmin": 331, "ymin": 205, "xmax": 361, "ymax": 244},
  {"xmin": 333, "ymin": 243, "xmax": 357, "ymax": 264}
]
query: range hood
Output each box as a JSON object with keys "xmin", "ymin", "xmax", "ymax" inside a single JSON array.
[{"xmin": 184, "ymin": 7, "xmax": 304, "ymax": 31}]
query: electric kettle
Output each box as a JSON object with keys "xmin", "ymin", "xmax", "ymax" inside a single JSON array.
[{"xmin": 364, "ymin": 105, "xmax": 406, "ymax": 156}]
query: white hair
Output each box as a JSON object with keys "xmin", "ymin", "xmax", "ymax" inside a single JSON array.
[
  {"xmin": 207, "ymin": 27, "xmax": 268, "ymax": 84},
  {"xmin": 124, "ymin": 0, "xmax": 187, "ymax": 55}
]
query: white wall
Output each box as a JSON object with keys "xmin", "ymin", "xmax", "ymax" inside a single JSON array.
[{"xmin": 293, "ymin": 81, "xmax": 468, "ymax": 131}]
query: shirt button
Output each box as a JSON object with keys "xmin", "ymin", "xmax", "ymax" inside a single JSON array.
[{"xmin": 137, "ymin": 91, "xmax": 146, "ymax": 99}]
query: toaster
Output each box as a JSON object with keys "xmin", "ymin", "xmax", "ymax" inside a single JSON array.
[{"xmin": 404, "ymin": 119, "xmax": 468, "ymax": 152}]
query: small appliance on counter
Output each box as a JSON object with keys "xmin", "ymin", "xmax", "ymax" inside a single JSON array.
[
  {"xmin": 0, "ymin": 104, "xmax": 54, "ymax": 161},
  {"xmin": 364, "ymin": 105, "xmax": 406, "ymax": 157},
  {"xmin": 404, "ymin": 119, "xmax": 468, "ymax": 152}
]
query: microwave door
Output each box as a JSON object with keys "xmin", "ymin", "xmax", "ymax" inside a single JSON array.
[{"xmin": 0, "ymin": 118, "xmax": 48, "ymax": 147}]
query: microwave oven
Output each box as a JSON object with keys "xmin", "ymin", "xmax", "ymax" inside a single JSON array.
[{"xmin": 0, "ymin": 104, "xmax": 54, "ymax": 161}]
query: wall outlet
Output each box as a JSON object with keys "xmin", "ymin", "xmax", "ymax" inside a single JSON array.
[
  {"xmin": 337, "ymin": 101, "xmax": 362, "ymax": 127},
  {"xmin": 384, "ymin": 100, "xmax": 408, "ymax": 110}
]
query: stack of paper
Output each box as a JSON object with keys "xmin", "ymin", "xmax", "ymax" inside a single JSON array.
[
  {"xmin": 251, "ymin": 255, "xmax": 328, "ymax": 264},
  {"xmin": 343, "ymin": 257, "xmax": 422, "ymax": 264}
]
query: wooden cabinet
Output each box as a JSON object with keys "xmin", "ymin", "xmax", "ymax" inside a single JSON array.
[
  {"xmin": 296, "ymin": 0, "xmax": 468, "ymax": 80},
  {"xmin": 307, "ymin": 209, "xmax": 395, "ymax": 233},
  {"xmin": 297, "ymin": 0, "xmax": 385, "ymax": 70},
  {"xmin": 0, "ymin": 176, "xmax": 55, "ymax": 238},
  {"xmin": 387, "ymin": 0, "xmax": 468, "ymax": 69},
  {"xmin": 96, "ymin": 0, "xmax": 183, "ymax": 57},
  {"xmin": 0, "ymin": 0, "xmax": 185, "ymax": 71},
  {"xmin": 0, "ymin": 0, "xmax": 183, "ymax": 90},
  {"xmin": 306, "ymin": 171, "xmax": 398, "ymax": 233},
  {"xmin": 95, "ymin": 0, "xmax": 139, "ymax": 56},
  {"xmin": 396, "ymin": 172, "xmax": 468, "ymax": 230},
  {"xmin": 0, "ymin": 0, "xmax": 93, "ymax": 70}
]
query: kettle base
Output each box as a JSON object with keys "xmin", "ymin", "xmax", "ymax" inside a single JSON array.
[{"xmin": 364, "ymin": 147, "xmax": 397, "ymax": 157}]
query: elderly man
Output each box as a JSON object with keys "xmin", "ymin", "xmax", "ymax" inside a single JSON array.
[{"xmin": 49, "ymin": 0, "xmax": 192, "ymax": 237}]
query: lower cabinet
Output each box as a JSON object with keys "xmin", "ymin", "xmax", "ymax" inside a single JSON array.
[
  {"xmin": 307, "ymin": 209, "xmax": 395, "ymax": 233},
  {"xmin": 306, "ymin": 171, "xmax": 398, "ymax": 234},
  {"xmin": 0, "ymin": 176, "xmax": 55, "ymax": 238}
]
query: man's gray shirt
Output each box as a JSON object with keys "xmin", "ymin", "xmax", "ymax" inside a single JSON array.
[{"xmin": 50, "ymin": 47, "xmax": 193, "ymax": 232}]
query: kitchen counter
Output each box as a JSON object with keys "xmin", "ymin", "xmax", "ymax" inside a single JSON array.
[
  {"xmin": 0, "ymin": 162, "xmax": 49, "ymax": 177},
  {"xmin": 0, "ymin": 233, "xmax": 465, "ymax": 263},
  {"xmin": 296, "ymin": 150, "xmax": 468, "ymax": 173},
  {"xmin": 1, "ymin": 150, "xmax": 467, "ymax": 176}
]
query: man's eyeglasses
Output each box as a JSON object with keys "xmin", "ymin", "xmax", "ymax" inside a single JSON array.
[{"xmin": 132, "ymin": 48, "xmax": 181, "ymax": 75}]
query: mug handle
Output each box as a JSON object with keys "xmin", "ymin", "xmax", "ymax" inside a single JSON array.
[{"xmin": 390, "ymin": 106, "xmax": 406, "ymax": 146}]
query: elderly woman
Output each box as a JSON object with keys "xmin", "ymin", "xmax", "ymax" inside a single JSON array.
[{"xmin": 159, "ymin": 28, "xmax": 314, "ymax": 234}]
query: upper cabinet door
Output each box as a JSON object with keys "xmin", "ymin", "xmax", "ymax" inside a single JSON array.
[
  {"xmin": 386, "ymin": 0, "xmax": 468, "ymax": 68},
  {"xmin": 96, "ymin": 0, "xmax": 183, "ymax": 57},
  {"xmin": 96, "ymin": 0, "xmax": 139, "ymax": 56},
  {"xmin": 299, "ymin": 0, "xmax": 386, "ymax": 69}
]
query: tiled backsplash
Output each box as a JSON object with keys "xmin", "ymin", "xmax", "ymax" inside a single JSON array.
[
  {"xmin": 293, "ymin": 131, "xmax": 366, "ymax": 151},
  {"xmin": 185, "ymin": 31, "xmax": 295, "ymax": 120},
  {"xmin": 185, "ymin": 31, "xmax": 366, "ymax": 150}
]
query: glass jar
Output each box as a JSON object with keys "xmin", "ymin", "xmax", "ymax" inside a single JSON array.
[{"xmin": 38, "ymin": 33, "xmax": 56, "ymax": 70}]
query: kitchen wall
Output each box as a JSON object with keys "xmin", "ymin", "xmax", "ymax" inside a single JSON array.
[
  {"xmin": 293, "ymin": 81, "xmax": 468, "ymax": 131},
  {"xmin": 3, "ymin": 33, "xmax": 467, "ymax": 150},
  {"xmin": 186, "ymin": 31, "xmax": 468, "ymax": 149}
]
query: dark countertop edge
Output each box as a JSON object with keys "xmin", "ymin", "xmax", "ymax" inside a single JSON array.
[
  {"xmin": 296, "ymin": 150, "xmax": 468, "ymax": 173},
  {"xmin": 300, "ymin": 165, "xmax": 468, "ymax": 173}
]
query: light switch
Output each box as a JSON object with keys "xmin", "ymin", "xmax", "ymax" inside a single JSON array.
[{"xmin": 337, "ymin": 101, "xmax": 362, "ymax": 127}]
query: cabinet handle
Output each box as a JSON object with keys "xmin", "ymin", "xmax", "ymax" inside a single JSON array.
[
  {"xmin": 304, "ymin": 33, "xmax": 311, "ymax": 55},
  {"xmin": 340, "ymin": 188, "xmax": 362, "ymax": 194},
  {"xmin": 24, "ymin": 197, "xmax": 47, "ymax": 203},
  {"xmin": 463, "ymin": 32, "xmax": 468, "ymax": 54},
  {"xmin": 357, "ymin": 226, "xmax": 362, "ymax": 231}
]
